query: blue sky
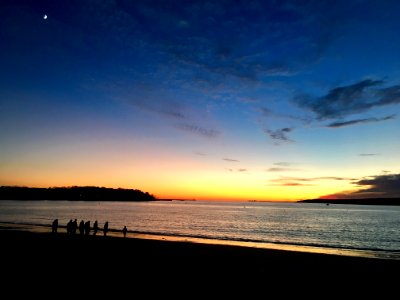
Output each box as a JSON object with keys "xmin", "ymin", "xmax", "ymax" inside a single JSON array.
[{"xmin": 1, "ymin": 0, "xmax": 399, "ymax": 200}]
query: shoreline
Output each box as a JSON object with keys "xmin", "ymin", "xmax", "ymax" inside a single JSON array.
[
  {"xmin": 1, "ymin": 221, "xmax": 399, "ymax": 261},
  {"xmin": 2, "ymin": 223, "xmax": 400, "ymax": 291}
]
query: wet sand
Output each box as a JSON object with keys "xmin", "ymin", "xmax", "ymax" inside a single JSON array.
[{"xmin": 1, "ymin": 226, "xmax": 399, "ymax": 294}]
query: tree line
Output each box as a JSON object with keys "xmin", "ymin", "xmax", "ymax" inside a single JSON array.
[{"xmin": 0, "ymin": 186, "xmax": 156, "ymax": 201}]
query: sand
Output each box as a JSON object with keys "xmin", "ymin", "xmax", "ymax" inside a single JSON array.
[{"xmin": 1, "ymin": 226, "xmax": 399, "ymax": 295}]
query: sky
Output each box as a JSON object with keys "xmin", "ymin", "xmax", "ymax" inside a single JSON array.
[{"xmin": 1, "ymin": 0, "xmax": 399, "ymax": 201}]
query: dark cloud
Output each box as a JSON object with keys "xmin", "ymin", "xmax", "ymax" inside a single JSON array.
[
  {"xmin": 264, "ymin": 127, "xmax": 293, "ymax": 142},
  {"xmin": 296, "ymin": 79, "xmax": 380, "ymax": 119},
  {"xmin": 296, "ymin": 79, "xmax": 400, "ymax": 120},
  {"xmin": 223, "ymin": 158, "xmax": 239, "ymax": 162},
  {"xmin": 238, "ymin": 168, "xmax": 247, "ymax": 172},
  {"xmin": 175, "ymin": 123, "xmax": 219, "ymax": 138},
  {"xmin": 354, "ymin": 174, "xmax": 400, "ymax": 197},
  {"xmin": 378, "ymin": 85, "xmax": 400, "ymax": 105},
  {"xmin": 359, "ymin": 153, "xmax": 379, "ymax": 156},
  {"xmin": 326, "ymin": 115, "xmax": 395, "ymax": 128},
  {"xmin": 320, "ymin": 174, "xmax": 400, "ymax": 199}
]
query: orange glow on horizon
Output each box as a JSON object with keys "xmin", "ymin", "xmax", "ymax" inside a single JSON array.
[
  {"xmin": 0, "ymin": 175, "xmax": 357, "ymax": 202},
  {"xmin": 0, "ymin": 142, "xmax": 382, "ymax": 202}
]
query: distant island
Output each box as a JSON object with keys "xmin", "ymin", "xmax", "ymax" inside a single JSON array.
[
  {"xmin": 298, "ymin": 198, "xmax": 400, "ymax": 206},
  {"xmin": 0, "ymin": 186, "xmax": 156, "ymax": 202}
]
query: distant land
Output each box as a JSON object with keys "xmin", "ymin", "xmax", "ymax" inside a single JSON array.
[
  {"xmin": 0, "ymin": 186, "xmax": 156, "ymax": 202},
  {"xmin": 298, "ymin": 198, "xmax": 400, "ymax": 206}
]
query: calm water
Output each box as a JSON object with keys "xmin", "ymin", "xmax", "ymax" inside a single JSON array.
[{"xmin": 1, "ymin": 200, "xmax": 399, "ymax": 259}]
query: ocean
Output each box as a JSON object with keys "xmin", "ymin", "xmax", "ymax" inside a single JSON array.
[{"xmin": 0, "ymin": 200, "xmax": 399, "ymax": 260}]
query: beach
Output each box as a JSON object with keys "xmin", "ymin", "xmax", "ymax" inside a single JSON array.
[{"xmin": 1, "ymin": 224, "xmax": 399, "ymax": 294}]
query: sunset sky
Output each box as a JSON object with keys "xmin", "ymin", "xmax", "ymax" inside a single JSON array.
[{"xmin": 1, "ymin": 0, "xmax": 399, "ymax": 201}]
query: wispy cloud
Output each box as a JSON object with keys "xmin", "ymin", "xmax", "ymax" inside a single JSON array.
[
  {"xmin": 138, "ymin": 104, "xmax": 186, "ymax": 119},
  {"xmin": 226, "ymin": 168, "xmax": 248, "ymax": 172},
  {"xmin": 264, "ymin": 127, "xmax": 294, "ymax": 143},
  {"xmin": 175, "ymin": 123, "xmax": 219, "ymax": 138},
  {"xmin": 359, "ymin": 153, "xmax": 379, "ymax": 156},
  {"xmin": 281, "ymin": 182, "xmax": 313, "ymax": 186},
  {"xmin": 326, "ymin": 115, "xmax": 395, "ymax": 128},
  {"xmin": 259, "ymin": 108, "xmax": 274, "ymax": 117},
  {"xmin": 318, "ymin": 177, "xmax": 351, "ymax": 181},
  {"xmin": 270, "ymin": 176, "xmax": 351, "ymax": 186},
  {"xmin": 195, "ymin": 152, "xmax": 208, "ymax": 156},
  {"xmin": 223, "ymin": 158, "xmax": 239, "ymax": 162},
  {"xmin": 296, "ymin": 79, "xmax": 400, "ymax": 121},
  {"xmin": 116, "ymin": 84, "xmax": 188, "ymax": 120},
  {"xmin": 111, "ymin": 0, "xmax": 344, "ymax": 90},
  {"xmin": 273, "ymin": 162, "xmax": 296, "ymax": 167},
  {"xmin": 259, "ymin": 107, "xmax": 309, "ymax": 123},
  {"xmin": 266, "ymin": 167, "xmax": 298, "ymax": 172}
]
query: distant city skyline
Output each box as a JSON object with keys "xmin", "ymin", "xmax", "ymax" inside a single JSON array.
[{"xmin": 1, "ymin": 0, "xmax": 399, "ymax": 201}]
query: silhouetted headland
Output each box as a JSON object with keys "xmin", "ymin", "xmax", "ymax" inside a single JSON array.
[
  {"xmin": 298, "ymin": 198, "xmax": 400, "ymax": 206},
  {"xmin": 0, "ymin": 186, "xmax": 156, "ymax": 201}
]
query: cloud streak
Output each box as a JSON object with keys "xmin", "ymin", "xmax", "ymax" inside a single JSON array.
[
  {"xmin": 296, "ymin": 79, "xmax": 400, "ymax": 121},
  {"xmin": 270, "ymin": 176, "xmax": 351, "ymax": 186},
  {"xmin": 175, "ymin": 123, "xmax": 219, "ymax": 138},
  {"xmin": 259, "ymin": 107, "xmax": 309, "ymax": 124},
  {"xmin": 223, "ymin": 158, "xmax": 239, "ymax": 162},
  {"xmin": 281, "ymin": 183, "xmax": 313, "ymax": 187},
  {"xmin": 226, "ymin": 168, "xmax": 248, "ymax": 172},
  {"xmin": 273, "ymin": 162, "xmax": 297, "ymax": 167},
  {"xmin": 195, "ymin": 152, "xmax": 207, "ymax": 156},
  {"xmin": 267, "ymin": 167, "xmax": 298, "ymax": 172},
  {"xmin": 326, "ymin": 114, "xmax": 395, "ymax": 128},
  {"xmin": 136, "ymin": 102, "xmax": 186, "ymax": 119}
]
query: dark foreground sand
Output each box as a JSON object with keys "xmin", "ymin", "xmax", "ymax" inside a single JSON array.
[{"xmin": 1, "ymin": 228, "xmax": 399, "ymax": 295}]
